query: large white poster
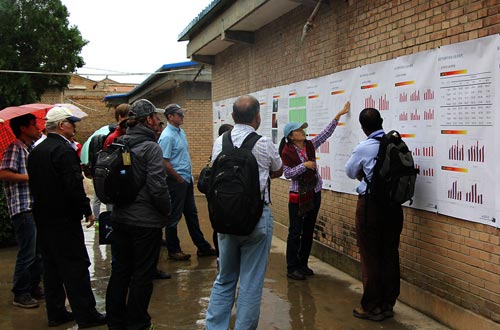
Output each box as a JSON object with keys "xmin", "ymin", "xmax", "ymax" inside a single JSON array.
[
  {"xmin": 392, "ymin": 49, "xmax": 439, "ymax": 212},
  {"xmin": 436, "ymin": 35, "xmax": 497, "ymax": 226},
  {"xmin": 213, "ymin": 35, "xmax": 500, "ymax": 227}
]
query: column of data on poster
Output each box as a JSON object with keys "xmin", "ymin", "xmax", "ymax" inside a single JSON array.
[{"xmin": 212, "ymin": 34, "xmax": 500, "ymax": 227}]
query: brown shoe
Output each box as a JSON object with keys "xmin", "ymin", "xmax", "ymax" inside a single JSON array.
[
  {"xmin": 168, "ymin": 251, "xmax": 191, "ymax": 261},
  {"xmin": 352, "ymin": 306, "xmax": 385, "ymax": 321}
]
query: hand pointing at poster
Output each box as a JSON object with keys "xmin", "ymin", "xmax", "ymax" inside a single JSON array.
[{"xmin": 334, "ymin": 101, "xmax": 350, "ymax": 121}]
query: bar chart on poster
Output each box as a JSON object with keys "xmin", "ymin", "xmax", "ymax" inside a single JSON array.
[{"xmin": 212, "ymin": 34, "xmax": 500, "ymax": 227}]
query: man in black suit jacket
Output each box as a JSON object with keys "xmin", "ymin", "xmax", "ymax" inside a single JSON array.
[{"xmin": 28, "ymin": 106, "xmax": 106, "ymax": 329}]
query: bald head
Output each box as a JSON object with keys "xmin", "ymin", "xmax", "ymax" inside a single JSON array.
[{"xmin": 232, "ymin": 95, "xmax": 260, "ymax": 124}]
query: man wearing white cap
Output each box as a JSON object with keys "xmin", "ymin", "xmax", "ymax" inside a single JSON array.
[{"xmin": 27, "ymin": 106, "xmax": 106, "ymax": 328}]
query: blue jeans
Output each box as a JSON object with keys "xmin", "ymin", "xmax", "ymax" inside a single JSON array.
[
  {"xmin": 11, "ymin": 211, "xmax": 43, "ymax": 296},
  {"xmin": 165, "ymin": 179, "xmax": 211, "ymax": 253},
  {"xmin": 206, "ymin": 205, "xmax": 273, "ymax": 330}
]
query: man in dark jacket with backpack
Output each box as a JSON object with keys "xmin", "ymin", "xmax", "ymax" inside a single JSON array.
[
  {"xmin": 345, "ymin": 108, "xmax": 404, "ymax": 322},
  {"xmin": 105, "ymin": 99, "xmax": 171, "ymax": 330}
]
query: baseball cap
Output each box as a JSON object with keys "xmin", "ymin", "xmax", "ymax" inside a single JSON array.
[
  {"xmin": 129, "ymin": 99, "xmax": 165, "ymax": 119},
  {"xmin": 283, "ymin": 122, "xmax": 308, "ymax": 138},
  {"xmin": 45, "ymin": 106, "xmax": 82, "ymax": 123},
  {"xmin": 165, "ymin": 104, "xmax": 187, "ymax": 116}
]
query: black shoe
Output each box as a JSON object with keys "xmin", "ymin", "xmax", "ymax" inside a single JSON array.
[
  {"xmin": 48, "ymin": 311, "xmax": 74, "ymax": 327},
  {"xmin": 382, "ymin": 303, "xmax": 394, "ymax": 318},
  {"xmin": 78, "ymin": 312, "xmax": 107, "ymax": 329},
  {"xmin": 300, "ymin": 266, "xmax": 314, "ymax": 276},
  {"xmin": 352, "ymin": 306, "xmax": 385, "ymax": 321},
  {"xmin": 154, "ymin": 269, "xmax": 172, "ymax": 280},
  {"xmin": 197, "ymin": 248, "xmax": 217, "ymax": 257},
  {"xmin": 287, "ymin": 269, "xmax": 306, "ymax": 280}
]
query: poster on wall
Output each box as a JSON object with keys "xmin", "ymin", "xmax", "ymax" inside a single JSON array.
[
  {"xmin": 435, "ymin": 35, "xmax": 498, "ymax": 227},
  {"xmin": 212, "ymin": 34, "xmax": 500, "ymax": 227},
  {"xmin": 392, "ymin": 49, "xmax": 439, "ymax": 212},
  {"xmin": 325, "ymin": 67, "xmax": 359, "ymax": 194}
]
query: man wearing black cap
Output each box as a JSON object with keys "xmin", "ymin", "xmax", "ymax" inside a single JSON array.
[
  {"xmin": 158, "ymin": 104, "xmax": 216, "ymax": 261},
  {"xmin": 105, "ymin": 99, "xmax": 171, "ymax": 330},
  {"xmin": 28, "ymin": 106, "xmax": 106, "ymax": 328}
]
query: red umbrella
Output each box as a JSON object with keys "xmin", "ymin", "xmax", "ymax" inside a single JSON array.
[{"xmin": 0, "ymin": 104, "xmax": 53, "ymax": 160}]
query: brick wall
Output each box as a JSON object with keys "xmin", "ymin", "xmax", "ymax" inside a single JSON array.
[{"xmin": 211, "ymin": 0, "xmax": 500, "ymax": 328}]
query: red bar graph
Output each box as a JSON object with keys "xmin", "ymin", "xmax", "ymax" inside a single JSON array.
[
  {"xmin": 320, "ymin": 166, "xmax": 331, "ymax": 181},
  {"xmin": 447, "ymin": 180, "xmax": 462, "ymax": 200},
  {"xmin": 415, "ymin": 164, "xmax": 434, "ymax": 177},
  {"xmin": 399, "ymin": 92, "xmax": 408, "ymax": 102},
  {"xmin": 467, "ymin": 141, "xmax": 485, "ymax": 162},
  {"xmin": 365, "ymin": 95, "xmax": 376, "ymax": 108},
  {"xmin": 449, "ymin": 141, "xmax": 464, "ymax": 161},
  {"xmin": 465, "ymin": 183, "xmax": 483, "ymax": 204},
  {"xmin": 410, "ymin": 109, "xmax": 420, "ymax": 121},
  {"xmin": 378, "ymin": 94, "xmax": 390, "ymax": 111},
  {"xmin": 413, "ymin": 146, "xmax": 434, "ymax": 157},
  {"xmin": 424, "ymin": 108, "xmax": 434, "ymax": 120},
  {"xmin": 399, "ymin": 112, "xmax": 408, "ymax": 121},
  {"xmin": 410, "ymin": 90, "xmax": 420, "ymax": 101},
  {"xmin": 423, "ymin": 88, "xmax": 435, "ymax": 100},
  {"xmin": 319, "ymin": 140, "xmax": 330, "ymax": 154}
]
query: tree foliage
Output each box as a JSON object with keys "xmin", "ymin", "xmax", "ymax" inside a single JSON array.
[{"xmin": 0, "ymin": 0, "xmax": 87, "ymax": 109}]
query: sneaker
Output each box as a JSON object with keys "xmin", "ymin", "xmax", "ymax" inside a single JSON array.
[
  {"xmin": 287, "ymin": 269, "xmax": 306, "ymax": 280},
  {"xmin": 31, "ymin": 286, "xmax": 45, "ymax": 300},
  {"xmin": 352, "ymin": 306, "xmax": 385, "ymax": 321},
  {"xmin": 300, "ymin": 266, "xmax": 314, "ymax": 276},
  {"xmin": 13, "ymin": 294, "xmax": 39, "ymax": 308},
  {"xmin": 168, "ymin": 251, "xmax": 191, "ymax": 261},
  {"xmin": 197, "ymin": 248, "xmax": 217, "ymax": 257}
]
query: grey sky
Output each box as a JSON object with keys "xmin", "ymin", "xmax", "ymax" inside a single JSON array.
[{"xmin": 61, "ymin": 0, "xmax": 213, "ymax": 84}]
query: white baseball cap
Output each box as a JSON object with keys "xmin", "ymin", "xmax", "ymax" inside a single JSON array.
[{"xmin": 45, "ymin": 106, "xmax": 82, "ymax": 123}]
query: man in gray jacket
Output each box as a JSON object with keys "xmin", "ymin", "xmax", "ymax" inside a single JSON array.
[{"xmin": 105, "ymin": 99, "xmax": 171, "ymax": 330}]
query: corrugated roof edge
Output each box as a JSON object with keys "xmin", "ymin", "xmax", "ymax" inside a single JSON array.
[
  {"xmin": 178, "ymin": 0, "xmax": 229, "ymax": 41},
  {"xmin": 103, "ymin": 61, "xmax": 202, "ymax": 100}
]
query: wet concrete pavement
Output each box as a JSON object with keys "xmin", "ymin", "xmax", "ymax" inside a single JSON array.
[{"xmin": 0, "ymin": 196, "xmax": 450, "ymax": 330}]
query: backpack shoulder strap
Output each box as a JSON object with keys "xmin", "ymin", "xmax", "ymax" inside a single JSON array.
[
  {"xmin": 221, "ymin": 131, "xmax": 234, "ymax": 152},
  {"xmin": 240, "ymin": 132, "xmax": 262, "ymax": 151}
]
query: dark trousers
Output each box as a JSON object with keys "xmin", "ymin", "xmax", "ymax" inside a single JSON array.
[
  {"xmin": 37, "ymin": 221, "xmax": 99, "ymax": 323},
  {"xmin": 355, "ymin": 196, "xmax": 403, "ymax": 311},
  {"xmin": 165, "ymin": 179, "xmax": 210, "ymax": 253},
  {"xmin": 286, "ymin": 192, "xmax": 321, "ymax": 272},
  {"xmin": 106, "ymin": 222, "xmax": 162, "ymax": 330},
  {"xmin": 11, "ymin": 211, "xmax": 43, "ymax": 296}
]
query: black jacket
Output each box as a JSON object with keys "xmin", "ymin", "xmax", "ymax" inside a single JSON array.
[
  {"xmin": 111, "ymin": 124, "xmax": 171, "ymax": 228},
  {"xmin": 28, "ymin": 133, "xmax": 92, "ymax": 225}
]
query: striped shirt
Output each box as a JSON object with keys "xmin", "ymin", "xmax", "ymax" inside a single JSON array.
[
  {"xmin": 283, "ymin": 118, "xmax": 339, "ymax": 193},
  {"xmin": 212, "ymin": 124, "xmax": 282, "ymax": 204},
  {"xmin": 0, "ymin": 139, "xmax": 33, "ymax": 216}
]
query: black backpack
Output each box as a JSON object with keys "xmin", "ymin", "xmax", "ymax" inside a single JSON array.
[
  {"xmin": 92, "ymin": 136, "xmax": 149, "ymax": 206},
  {"xmin": 207, "ymin": 132, "xmax": 263, "ymax": 236},
  {"xmin": 88, "ymin": 124, "xmax": 116, "ymax": 174},
  {"xmin": 367, "ymin": 130, "xmax": 419, "ymax": 205}
]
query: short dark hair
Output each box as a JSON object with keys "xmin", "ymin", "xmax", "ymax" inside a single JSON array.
[
  {"xmin": 232, "ymin": 95, "xmax": 259, "ymax": 124},
  {"xmin": 218, "ymin": 124, "xmax": 233, "ymax": 136},
  {"xmin": 359, "ymin": 108, "xmax": 383, "ymax": 133},
  {"xmin": 10, "ymin": 114, "xmax": 36, "ymax": 138},
  {"xmin": 114, "ymin": 103, "xmax": 130, "ymax": 122}
]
